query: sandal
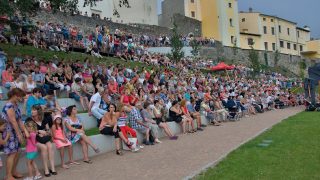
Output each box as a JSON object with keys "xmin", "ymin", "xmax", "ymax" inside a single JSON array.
[
  {"xmin": 50, "ymin": 170, "xmax": 58, "ymax": 175},
  {"xmin": 83, "ymin": 160, "xmax": 93, "ymax": 164},
  {"xmin": 94, "ymin": 147, "xmax": 100, "ymax": 153},
  {"xmin": 69, "ymin": 161, "xmax": 80, "ymax": 165},
  {"xmin": 62, "ymin": 164, "xmax": 70, "ymax": 169},
  {"xmin": 125, "ymin": 140, "xmax": 134, "ymax": 148},
  {"xmin": 116, "ymin": 150, "xmax": 123, "ymax": 156},
  {"xmin": 34, "ymin": 174, "xmax": 43, "ymax": 180},
  {"xmin": 13, "ymin": 174, "xmax": 24, "ymax": 179},
  {"xmin": 44, "ymin": 171, "xmax": 51, "ymax": 177}
]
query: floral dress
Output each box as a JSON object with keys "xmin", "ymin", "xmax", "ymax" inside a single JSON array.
[
  {"xmin": 1, "ymin": 102, "xmax": 22, "ymax": 155},
  {"xmin": 64, "ymin": 116, "xmax": 83, "ymax": 144}
]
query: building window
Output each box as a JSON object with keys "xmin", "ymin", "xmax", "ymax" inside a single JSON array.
[
  {"xmin": 228, "ymin": 3, "xmax": 232, "ymax": 8},
  {"xmin": 191, "ymin": 11, "xmax": 195, "ymax": 18},
  {"xmin": 300, "ymin": 45, "xmax": 303, "ymax": 51},
  {"xmin": 287, "ymin": 42, "xmax": 291, "ymax": 49},
  {"xmin": 297, "ymin": 31, "xmax": 300, "ymax": 38},
  {"xmin": 242, "ymin": 18, "xmax": 245, "ymax": 22},
  {"xmin": 263, "ymin": 17, "xmax": 266, "ymax": 21},
  {"xmin": 271, "ymin": 19, "xmax": 274, "ymax": 22},
  {"xmin": 280, "ymin": 41, "xmax": 284, "ymax": 48},
  {"xmin": 263, "ymin": 26, "xmax": 267, "ymax": 34},
  {"xmin": 271, "ymin": 27, "xmax": 275, "ymax": 35},
  {"xmin": 191, "ymin": 0, "xmax": 194, "ymax": 3},
  {"xmin": 248, "ymin": 38, "xmax": 254, "ymax": 46},
  {"xmin": 231, "ymin": 36, "xmax": 235, "ymax": 44},
  {"xmin": 229, "ymin": 18, "xmax": 233, "ymax": 27},
  {"xmin": 294, "ymin": 44, "xmax": 297, "ymax": 50},
  {"xmin": 279, "ymin": 25, "xmax": 281, "ymax": 33},
  {"xmin": 287, "ymin": 28, "xmax": 290, "ymax": 35},
  {"xmin": 272, "ymin": 43, "xmax": 276, "ymax": 51},
  {"xmin": 264, "ymin": 42, "xmax": 268, "ymax": 50}
]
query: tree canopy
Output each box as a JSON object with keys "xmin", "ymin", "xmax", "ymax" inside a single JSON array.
[{"xmin": 0, "ymin": 0, "xmax": 130, "ymax": 16}]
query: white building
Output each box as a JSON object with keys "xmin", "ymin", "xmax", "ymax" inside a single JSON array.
[{"xmin": 77, "ymin": 0, "xmax": 158, "ymax": 25}]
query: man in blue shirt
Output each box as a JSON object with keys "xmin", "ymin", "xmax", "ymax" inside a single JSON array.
[{"xmin": 26, "ymin": 88, "xmax": 46, "ymax": 117}]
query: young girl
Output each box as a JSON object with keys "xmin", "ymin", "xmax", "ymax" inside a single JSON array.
[
  {"xmin": 0, "ymin": 118, "xmax": 10, "ymax": 169},
  {"xmin": 51, "ymin": 114, "xmax": 74, "ymax": 169},
  {"xmin": 24, "ymin": 119, "xmax": 42, "ymax": 180}
]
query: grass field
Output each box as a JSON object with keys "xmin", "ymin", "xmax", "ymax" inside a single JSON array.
[
  {"xmin": 196, "ymin": 112, "xmax": 320, "ymax": 180},
  {"xmin": 0, "ymin": 43, "xmax": 156, "ymax": 70}
]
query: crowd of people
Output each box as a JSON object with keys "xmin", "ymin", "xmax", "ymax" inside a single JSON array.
[
  {"xmin": 0, "ymin": 42, "xmax": 305, "ymax": 179},
  {"xmin": 0, "ymin": 14, "xmax": 216, "ymax": 61}
]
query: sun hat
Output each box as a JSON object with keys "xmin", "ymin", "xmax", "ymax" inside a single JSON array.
[{"xmin": 53, "ymin": 114, "xmax": 62, "ymax": 121}]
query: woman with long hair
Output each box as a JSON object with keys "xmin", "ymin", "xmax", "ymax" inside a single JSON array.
[
  {"xmin": 2, "ymin": 88, "xmax": 27, "ymax": 180},
  {"xmin": 64, "ymin": 105, "xmax": 100, "ymax": 164},
  {"xmin": 31, "ymin": 105, "xmax": 56, "ymax": 177}
]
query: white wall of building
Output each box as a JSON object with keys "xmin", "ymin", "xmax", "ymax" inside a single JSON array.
[{"xmin": 77, "ymin": 0, "xmax": 158, "ymax": 25}]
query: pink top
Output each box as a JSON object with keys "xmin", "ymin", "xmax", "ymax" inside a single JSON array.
[
  {"xmin": 40, "ymin": 65, "xmax": 48, "ymax": 74},
  {"xmin": 2, "ymin": 70, "xmax": 13, "ymax": 84},
  {"xmin": 26, "ymin": 132, "xmax": 37, "ymax": 153}
]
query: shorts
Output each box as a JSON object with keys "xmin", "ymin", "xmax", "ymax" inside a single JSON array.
[
  {"xmin": 153, "ymin": 118, "xmax": 165, "ymax": 125},
  {"xmin": 135, "ymin": 126, "xmax": 148, "ymax": 134},
  {"xmin": 26, "ymin": 152, "xmax": 38, "ymax": 160}
]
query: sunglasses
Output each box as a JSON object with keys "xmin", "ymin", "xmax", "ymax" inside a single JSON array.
[{"xmin": 32, "ymin": 104, "xmax": 42, "ymax": 110}]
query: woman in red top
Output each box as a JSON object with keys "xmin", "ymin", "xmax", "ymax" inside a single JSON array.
[
  {"xmin": 128, "ymin": 89, "xmax": 138, "ymax": 106},
  {"xmin": 180, "ymin": 99, "xmax": 195, "ymax": 133},
  {"xmin": 108, "ymin": 79, "xmax": 118, "ymax": 95},
  {"xmin": 2, "ymin": 65, "xmax": 14, "ymax": 88},
  {"xmin": 120, "ymin": 88, "xmax": 130, "ymax": 105}
]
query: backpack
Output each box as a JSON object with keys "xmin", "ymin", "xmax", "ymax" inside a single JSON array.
[{"xmin": 306, "ymin": 104, "xmax": 316, "ymax": 112}]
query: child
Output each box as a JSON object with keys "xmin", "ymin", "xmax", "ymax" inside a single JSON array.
[
  {"xmin": 0, "ymin": 118, "xmax": 10, "ymax": 169},
  {"xmin": 24, "ymin": 119, "xmax": 42, "ymax": 180},
  {"xmin": 118, "ymin": 107, "xmax": 142, "ymax": 152},
  {"xmin": 51, "ymin": 114, "xmax": 75, "ymax": 168}
]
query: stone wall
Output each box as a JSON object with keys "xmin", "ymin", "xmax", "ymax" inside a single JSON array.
[
  {"xmin": 31, "ymin": 10, "xmax": 171, "ymax": 36},
  {"xmin": 200, "ymin": 44, "xmax": 320, "ymax": 76},
  {"xmin": 173, "ymin": 14, "xmax": 202, "ymax": 37},
  {"xmin": 31, "ymin": 10, "xmax": 201, "ymax": 37},
  {"xmin": 158, "ymin": 0, "xmax": 185, "ymax": 28}
]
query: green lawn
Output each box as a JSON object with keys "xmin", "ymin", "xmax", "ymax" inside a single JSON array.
[
  {"xmin": 85, "ymin": 127, "xmax": 100, "ymax": 136},
  {"xmin": 196, "ymin": 112, "xmax": 320, "ymax": 180},
  {"xmin": 0, "ymin": 43, "xmax": 156, "ymax": 70}
]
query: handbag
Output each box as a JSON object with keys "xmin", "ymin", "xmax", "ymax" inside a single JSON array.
[
  {"xmin": 122, "ymin": 137, "xmax": 138, "ymax": 151},
  {"xmin": 36, "ymin": 134, "xmax": 52, "ymax": 144},
  {"xmin": 71, "ymin": 124, "xmax": 83, "ymax": 129}
]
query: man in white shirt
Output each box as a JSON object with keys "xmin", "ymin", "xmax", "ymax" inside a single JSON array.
[{"xmin": 88, "ymin": 89, "xmax": 107, "ymax": 127}]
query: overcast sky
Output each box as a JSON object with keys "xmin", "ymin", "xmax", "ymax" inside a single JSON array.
[{"xmin": 157, "ymin": 0, "xmax": 320, "ymax": 38}]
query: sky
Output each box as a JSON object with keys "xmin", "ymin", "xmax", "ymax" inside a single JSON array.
[
  {"xmin": 238, "ymin": 0, "xmax": 320, "ymax": 38},
  {"xmin": 157, "ymin": 0, "xmax": 320, "ymax": 38}
]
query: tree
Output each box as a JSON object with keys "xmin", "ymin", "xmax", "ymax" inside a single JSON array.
[
  {"xmin": 169, "ymin": 22, "xmax": 184, "ymax": 63},
  {"xmin": 190, "ymin": 38, "xmax": 200, "ymax": 57},
  {"xmin": 0, "ymin": 0, "xmax": 130, "ymax": 16},
  {"xmin": 248, "ymin": 47, "xmax": 261, "ymax": 77},
  {"xmin": 299, "ymin": 60, "xmax": 307, "ymax": 78},
  {"xmin": 274, "ymin": 50, "xmax": 280, "ymax": 67}
]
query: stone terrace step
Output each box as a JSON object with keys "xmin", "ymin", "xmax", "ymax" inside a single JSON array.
[
  {"xmin": 77, "ymin": 113, "xmax": 97, "ymax": 130},
  {"xmin": 0, "ymin": 117, "xmax": 209, "ymax": 175},
  {"xmin": 0, "ymin": 98, "xmax": 84, "ymax": 114}
]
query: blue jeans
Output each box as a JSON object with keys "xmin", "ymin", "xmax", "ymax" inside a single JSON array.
[
  {"xmin": 91, "ymin": 108, "xmax": 107, "ymax": 120},
  {"xmin": 4, "ymin": 82, "xmax": 11, "ymax": 88},
  {"xmin": 69, "ymin": 92, "xmax": 80, "ymax": 101}
]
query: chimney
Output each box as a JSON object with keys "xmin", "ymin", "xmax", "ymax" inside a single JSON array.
[
  {"xmin": 303, "ymin": 26, "xmax": 310, "ymax": 31},
  {"xmin": 249, "ymin": 7, "xmax": 253, "ymax": 13}
]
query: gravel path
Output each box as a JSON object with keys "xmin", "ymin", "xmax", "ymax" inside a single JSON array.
[{"xmin": 46, "ymin": 106, "xmax": 303, "ymax": 180}]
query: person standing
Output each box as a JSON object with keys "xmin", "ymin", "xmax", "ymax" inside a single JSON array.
[{"xmin": 2, "ymin": 88, "xmax": 27, "ymax": 180}]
